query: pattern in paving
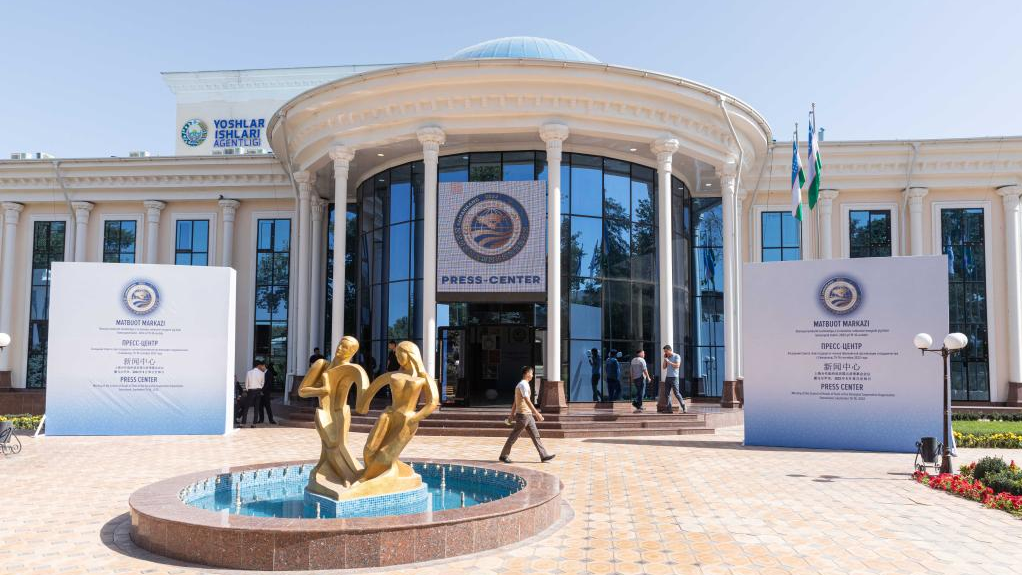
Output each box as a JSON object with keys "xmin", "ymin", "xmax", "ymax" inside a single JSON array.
[{"xmin": 3, "ymin": 425, "xmax": 1021, "ymax": 575}]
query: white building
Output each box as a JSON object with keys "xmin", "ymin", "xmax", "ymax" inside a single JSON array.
[{"xmin": 1, "ymin": 37, "xmax": 1020, "ymax": 410}]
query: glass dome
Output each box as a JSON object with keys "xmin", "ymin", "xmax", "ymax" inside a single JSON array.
[{"xmin": 449, "ymin": 36, "xmax": 600, "ymax": 63}]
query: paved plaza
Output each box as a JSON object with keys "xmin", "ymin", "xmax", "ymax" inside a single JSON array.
[{"xmin": 3, "ymin": 425, "xmax": 1022, "ymax": 575}]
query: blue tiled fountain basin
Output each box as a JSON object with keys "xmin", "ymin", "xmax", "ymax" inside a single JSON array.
[{"xmin": 180, "ymin": 461, "xmax": 524, "ymax": 519}]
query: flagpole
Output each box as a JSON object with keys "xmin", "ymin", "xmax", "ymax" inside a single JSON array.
[{"xmin": 812, "ymin": 104, "xmax": 820, "ymax": 260}]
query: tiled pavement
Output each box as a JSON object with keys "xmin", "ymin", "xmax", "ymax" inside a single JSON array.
[{"xmin": 3, "ymin": 425, "xmax": 1021, "ymax": 575}]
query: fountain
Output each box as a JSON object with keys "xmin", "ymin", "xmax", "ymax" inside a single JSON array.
[{"xmin": 128, "ymin": 338, "xmax": 562, "ymax": 570}]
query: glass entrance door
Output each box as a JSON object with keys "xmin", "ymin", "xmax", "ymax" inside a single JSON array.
[{"xmin": 437, "ymin": 327, "xmax": 466, "ymax": 405}]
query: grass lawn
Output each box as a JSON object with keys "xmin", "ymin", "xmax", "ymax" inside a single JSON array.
[{"xmin": 953, "ymin": 420, "xmax": 1022, "ymax": 436}]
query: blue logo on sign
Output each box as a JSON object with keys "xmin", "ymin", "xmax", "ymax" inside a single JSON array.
[
  {"xmin": 180, "ymin": 119, "xmax": 208, "ymax": 147},
  {"xmin": 454, "ymin": 193, "xmax": 529, "ymax": 264},
  {"xmin": 819, "ymin": 276, "xmax": 862, "ymax": 315},
  {"xmin": 123, "ymin": 280, "xmax": 160, "ymax": 315}
]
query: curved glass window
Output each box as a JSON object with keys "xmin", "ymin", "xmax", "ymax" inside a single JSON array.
[{"xmin": 354, "ymin": 151, "xmax": 691, "ymax": 401}]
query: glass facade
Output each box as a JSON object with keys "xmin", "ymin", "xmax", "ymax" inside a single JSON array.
[
  {"xmin": 354, "ymin": 151, "xmax": 695, "ymax": 401},
  {"xmin": 848, "ymin": 209, "xmax": 892, "ymax": 258},
  {"xmin": 102, "ymin": 220, "xmax": 137, "ymax": 263},
  {"xmin": 760, "ymin": 211, "xmax": 801, "ymax": 262},
  {"xmin": 691, "ymin": 199, "xmax": 724, "ymax": 397},
  {"xmin": 174, "ymin": 219, "xmax": 209, "ymax": 265},
  {"xmin": 941, "ymin": 208, "xmax": 989, "ymax": 401},
  {"xmin": 254, "ymin": 218, "xmax": 291, "ymax": 390},
  {"xmin": 356, "ymin": 162, "xmax": 424, "ymax": 376},
  {"xmin": 26, "ymin": 221, "xmax": 66, "ymax": 388}
]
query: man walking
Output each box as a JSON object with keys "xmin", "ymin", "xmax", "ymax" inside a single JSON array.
[
  {"xmin": 630, "ymin": 348, "xmax": 651, "ymax": 412},
  {"xmin": 499, "ymin": 366, "xmax": 555, "ymax": 463},
  {"xmin": 662, "ymin": 345, "xmax": 687, "ymax": 413},
  {"xmin": 240, "ymin": 359, "xmax": 267, "ymax": 428}
]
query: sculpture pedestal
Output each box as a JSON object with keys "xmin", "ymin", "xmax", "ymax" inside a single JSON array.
[
  {"xmin": 305, "ymin": 481, "xmax": 429, "ymax": 519},
  {"xmin": 541, "ymin": 380, "xmax": 567, "ymax": 413}
]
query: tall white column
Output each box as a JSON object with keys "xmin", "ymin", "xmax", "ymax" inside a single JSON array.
[
  {"xmin": 0, "ymin": 202, "xmax": 24, "ymax": 372},
  {"xmin": 999, "ymin": 185, "xmax": 1022, "ymax": 395},
  {"xmin": 329, "ymin": 146, "xmax": 354, "ymax": 354},
  {"xmin": 735, "ymin": 186, "xmax": 746, "ymax": 379},
  {"xmin": 905, "ymin": 187, "xmax": 928, "ymax": 256},
  {"xmin": 143, "ymin": 201, "xmax": 166, "ymax": 264},
  {"xmin": 293, "ymin": 171, "xmax": 315, "ymax": 373},
  {"xmin": 540, "ymin": 123, "xmax": 569, "ymax": 406},
  {"xmin": 71, "ymin": 201, "xmax": 93, "ymax": 262},
  {"xmin": 309, "ymin": 196, "xmax": 325, "ymax": 354},
  {"xmin": 720, "ymin": 161, "xmax": 740, "ymax": 406},
  {"xmin": 819, "ymin": 189, "xmax": 839, "ymax": 259},
  {"xmin": 218, "ymin": 199, "xmax": 239, "ymax": 268},
  {"xmin": 652, "ymin": 137, "xmax": 679, "ymax": 353},
  {"xmin": 417, "ymin": 127, "xmax": 445, "ymax": 377}
]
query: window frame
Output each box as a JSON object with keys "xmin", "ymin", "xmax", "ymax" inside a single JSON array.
[
  {"xmin": 752, "ymin": 205, "xmax": 804, "ymax": 263},
  {"xmin": 170, "ymin": 212, "xmax": 217, "ymax": 267},
  {"xmin": 95, "ymin": 213, "xmax": 143, "ymax": 263},
  {"xmin": 840, "ymin": 202, "xmax": 900, "ymax": 258},
  {"xmin": 23, "ymin": 215, "xmax": 71, "ymax": 388},
  {"xmin": 247, "ymin": 211, "xmax": 294, "ymax": 379},
  {"xmin": 930, "ymin": 200, "xmax": 996, "ymax": 401}
]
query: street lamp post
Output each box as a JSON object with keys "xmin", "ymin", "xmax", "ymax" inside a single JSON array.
[{"xmin": 913, "ymin": 332, "xmax": 968, "ymax": 474}]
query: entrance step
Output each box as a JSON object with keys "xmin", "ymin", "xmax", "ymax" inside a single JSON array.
[{"xmin": 274, "ymin": 400, "xmax": 715, "ymax": 438}]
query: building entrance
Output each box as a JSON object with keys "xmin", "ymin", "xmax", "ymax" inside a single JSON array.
[{"xmin": 436, "ymin": 303, "xmax": 544, "ymax": 406}]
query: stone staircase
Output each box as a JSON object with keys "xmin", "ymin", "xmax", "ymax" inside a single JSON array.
[{"xmin": 275, "ymin": 401, "xmax": 715, "ymax": 438}]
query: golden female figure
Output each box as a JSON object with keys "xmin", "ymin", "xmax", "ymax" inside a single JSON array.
[
  {"xmin": 298, "ymin": 336, "xmax": 368, "ymax": 499},
  {"xmin": 344, "ymin": 340, "xmax": 439, "ymax": 500}
]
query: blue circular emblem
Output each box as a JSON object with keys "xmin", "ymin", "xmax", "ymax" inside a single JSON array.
[
  {"xmin": 123, "ymin": 280, "xmax": 160, "ymax": 316},
  {"xmin": 819, "ymin": 276, "xmax": 861, "ymax": 315},
  {"xmin": 453, "ymin": 193, "xmax": 530, "ymax": 264},
  {"xmin": 180, "ymin": 119, "xmax": 208, "ymax": 147}
]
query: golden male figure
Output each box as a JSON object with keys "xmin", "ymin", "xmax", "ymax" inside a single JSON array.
[
  {"xmin": 298, "ymin": 336, "xmax": 369, "ymax": 499},
  {"xmin": 344, "ymin": 341, "xmax": 439, "ymax": 500}
]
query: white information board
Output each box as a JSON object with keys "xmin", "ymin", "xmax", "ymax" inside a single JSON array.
[
  {"xmin": 45, "ymin": 262, "xmax": 236, "ymax": 435},
  {"xmin": 437, "ymin": 180, "xmax": 546, "ymax": 295},
  {"xmin": 743, "ymin": 256, "xmax": 947, "ymax": 452}
]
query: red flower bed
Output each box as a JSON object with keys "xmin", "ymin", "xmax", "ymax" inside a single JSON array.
[{"xmin": 914, "ymin": 470, "xmax": 1022, "ymax": 515}]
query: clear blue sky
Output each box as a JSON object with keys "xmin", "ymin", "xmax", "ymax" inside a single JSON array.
[{"xmin": 3, "ymin": 0, "xmax": 1021, "ymax": 158}]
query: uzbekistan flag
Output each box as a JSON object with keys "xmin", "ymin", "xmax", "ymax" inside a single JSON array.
[
  {"xmin": 807, "ymin": 108, "xmax": 822, "ymax": 210},
  {"xmin": 791, "ymin": 137, "xmax": 805, "ymax": 221}
]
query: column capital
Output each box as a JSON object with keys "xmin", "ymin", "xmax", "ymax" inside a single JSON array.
[
  {"xmin": 294, "ymin": 171, "xmax": 316, "ymax": 198},
  {"xmin": 998, "ymin": 184, "xmax": 1021, "ymax": 200},
  {"xmin": 311, "ymin": 196, "xmax": 327, "ymax": 221},
  {"xmin": 416, "ymin": 126, "xmax": 446, "ymax": 152},
  {"xmin": 539, "ymin": 123, "xmax": 569, "ymax": 144},
  {"xmin": 329, "ymin": 145, "xmax": 355, "ymax": 166},
  {"xmin": 293, "ymin": 170, "xmax": 315, "ymax": 185},
  {"xmin": 819, "ymin": 189, "xmax": 840, "ymax": 202},
  {"xmin": 904, "ymin": 186, "xmax": 929, "ymax": 203},
  {"xmin": 2, "ymin": 202, "xmax": 24, "ymax": 224},
  {"xmin": 143, "ymin": 200, "xmax": 166, "ymax": 222},
  {"xmin": 219, "ymin": 198, "xmax": 240, "ymax": 220},
  {"xmin": 650, "ymin": 136, "xmax": 680, "ymax": 166},
  {"xmin": 72, "ymin": 201, "xmax": 93, "ymax": 224}
]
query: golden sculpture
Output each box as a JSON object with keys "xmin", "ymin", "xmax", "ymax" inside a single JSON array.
[
  {"xmin": 298, "ymin": 336, "xmax": 368, "ymax": 499},
  {"xmin": 298, "ymin": 338, "xmax": 439, "ymax": 501}
]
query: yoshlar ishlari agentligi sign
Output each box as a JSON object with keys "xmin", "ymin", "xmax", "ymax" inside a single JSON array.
[{"xmin": 437, "ymin": 181, "xmax": 546, "ymax": 295}]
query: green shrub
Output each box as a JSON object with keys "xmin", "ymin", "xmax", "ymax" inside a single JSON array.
[
  {"xmin": 984, "ymin": 469, "xmax": 1022, "ymax": 496},
  {"xmin": 973, "ymin": 456, "xmax": 1009, "ymax": 483},
  {"xmin": 0, "ymin": 413, "xmax": 42, "ymax": 430},
  {"xmin": 952, "ymin": 413, "xmax": 1022, "ymax": 422}
]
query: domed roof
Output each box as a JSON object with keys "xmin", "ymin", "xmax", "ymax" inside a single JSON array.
[{"xmin": 449, "ymin": 36, "xmax": 600, "ymax": 63}]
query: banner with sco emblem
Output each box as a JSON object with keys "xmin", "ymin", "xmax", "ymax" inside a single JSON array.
[
  {"xmin": 45, "ymin": 262, "xmax": 236, "ymax": 435},
  {"xmin": 437, "ymin": 181, "xmax": 546, "ymax": 296}
]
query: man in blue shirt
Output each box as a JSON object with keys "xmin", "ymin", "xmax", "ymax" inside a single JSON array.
[{"xmin": 662, "ymin": 345, "xmax": 687, "ymax": 413}]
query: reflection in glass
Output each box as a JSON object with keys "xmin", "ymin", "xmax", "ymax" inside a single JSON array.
[
  {"xmin": 26, "ymin": 221, "xmax": 66, "ymax": 388},
  {"xmin": 942, "ymin": 207, "xmax": 989, "ymax": 401},
  {"xmin": 254, "ymin": 218, "xmax": 291, "ymax": 388},
  {"xmin": 761, "ymin": 210, "xmax": 801, "ymax": 262}
]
